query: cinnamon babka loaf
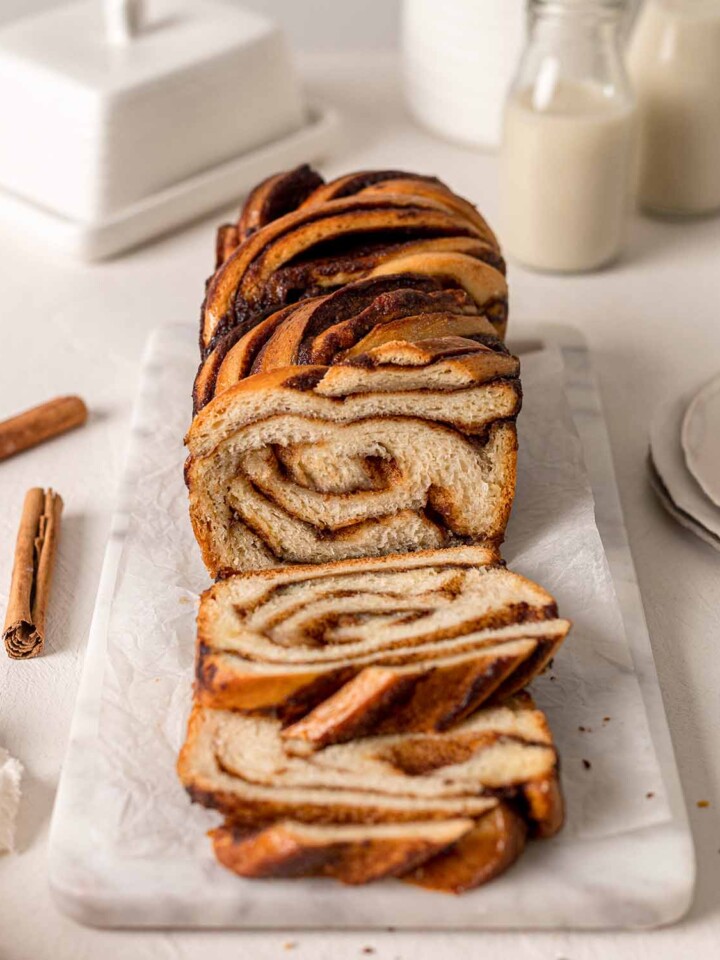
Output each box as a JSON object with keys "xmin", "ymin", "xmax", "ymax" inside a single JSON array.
[
  {"xmin": 177, "ymin": 693, "xmax": 562, "ymax": 889},
  {"xmin": 200, "ymin": 167, "xmax": 508, "ymax": 356},
  {"xmin": 194, "ymin": 547, "xmax": 570, "ymax": 746},
  {"xmin": 179, "ymin": 165, "xmax": 570, "ymax": 894}
]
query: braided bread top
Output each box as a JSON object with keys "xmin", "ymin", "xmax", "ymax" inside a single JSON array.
[
  {"xmin": 194, "ymin": 272, "xmax": 511, "ymax": 411},
  {"xmin": 201, "ymin": 168, "xmax": 506, "ymax": 356}
]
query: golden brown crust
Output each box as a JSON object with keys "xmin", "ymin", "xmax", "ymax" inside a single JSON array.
[
  {"xmin": 215, "ymin": 225, "xmax": 240, "ymax": 269},
  {"xmin": 200, "ymin": 170, "xmax": 507, "ymax": 355},
  {"xmin": 280, "ymin": 653, "xmax": 532, "ymax": 747},
  {"xmin": 354, "ymin": 178, "xmax": 500, "ymax": 250},
  {"xmin": 524, "ymin": 775, "xmax": 566, "ymax": 839},
  {"xmin": 210, "ymin": 804, "xmax": 530, "ymax": 891},
  {"xmin": 211, "ymin": 818, "xmax": 473, "ymax": 884},
  {"xmin": 369, "ymin": 252, "xmax": 508, "ymax": 340},
  {"xmin": 236, "ymin": 164, "xmax": 325, "ymax": 243},
  {"xmin": 299, "ymin": 171, "xmax": 499, "ymax": 252},
  {"xmin": 193, "ymin": 272, "xmax": 510, "ymax": 412},
  {"xmin": 202, "ymin": 196, "xmax": 469, "ymax": 352},
  {"xmin": 299, "ymin": 169, "xmax": 444, "ymax": 207},
  {"xmin": 404, "ymin": 805, "xmax": 527, "ymax": 894}
]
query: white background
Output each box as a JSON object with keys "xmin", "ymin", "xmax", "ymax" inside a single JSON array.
[{"xmin": 0, "ymin": 3, "xmax": 719, "ymax": 959}]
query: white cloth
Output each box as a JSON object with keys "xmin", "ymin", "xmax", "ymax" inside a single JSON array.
[{"xmin": 0, "ymin": 746, "xmax": 22, "ymax": 854}]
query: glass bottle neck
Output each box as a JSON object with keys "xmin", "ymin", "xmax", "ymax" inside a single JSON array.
[
  {"xmin": 513, "ymin": 0, "xmax": 634, "ymax": 109},
  {"xmin": 529, "ymin": 1, "xmax": 627, "ymax": 39},
  {"xmin": 530, "ymin": 0, "xmax": 627, "ymax": 19}
]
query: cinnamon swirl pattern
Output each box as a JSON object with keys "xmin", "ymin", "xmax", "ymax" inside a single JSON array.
[
  {"xmin": 195, "ymin": 547, "xmax": 571, "ymax": 746},
  {"xmin": 201, "ymin": 166, "xmax": 507, "ymax": 356},
  {"xmin": 186, "ymin": 343, "xmax": 521, "ymax": 577},
  {"xmin": 179, "ymin": 692, "xmax": 563, "ymax": 833},
  {"xmin": 178, "ymin": 692, "xmax": 563, "ymax": 888}
]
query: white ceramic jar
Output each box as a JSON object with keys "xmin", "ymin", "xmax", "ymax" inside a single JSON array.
[
  {"xmin": 629, "ymin": 0, "xmax": 720, "ymax": 216},
  {"xmin": 500, "ymin": 0, "xmax": 637, "ymax": 273},
  {"xmin": 401, "ymin": 0, "xmax": 526, "ymax": 149}
]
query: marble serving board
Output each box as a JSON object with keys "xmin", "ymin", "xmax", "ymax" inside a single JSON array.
[{"xmin": 48, "ymin": 323, "xmax": 695, "ymax": 930}]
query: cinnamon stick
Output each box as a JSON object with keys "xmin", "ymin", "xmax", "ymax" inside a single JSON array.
[
  {"xmin": 3, "ymin": 488, "xmax": 63, "ymax": 659},
  {"xmin": 0, "ymin": 396, "xmax": 87, "ymax": 461}
]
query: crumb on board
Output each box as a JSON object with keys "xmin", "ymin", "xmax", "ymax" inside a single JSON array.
[
  {"xmin": 646, "ymin": 792, "xmax": 655, "ymax": 799},
  {"xmin": 283, "ymin": 942, "xmax": 297, "ymax": 951},
  {"xmin": 603, "ymin": 716, "xmax": 611, "ymax": 722},
  {"xmin": 697, "ymin": 800, "xmax": 710, "ymax": 808},
  {"xmin": 362, "ymin": 948, "xmax": 376, "ymax": 955},
  {"xmin": 582, "ymin": 759, "xmax": 592, "ymax": 770}
]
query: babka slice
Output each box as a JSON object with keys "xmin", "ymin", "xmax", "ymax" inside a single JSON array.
[
  {"xmin": 186, "ymin": 345, "xmax": 521, "ymax": 577},
  {"xmin": 194, "ymin": 547, "xmax": 570, "ymax": 745},
  {"xmin": 177, "ymin": 692, "xmax": 563, "ymax": 833},
  {"xmin": 210, "ymin": 803, "xmax": 527, "ymax": 891},
  {"xmin": 210, "ymin": 817, "xmax": 477, "ymax": 885},
  {"xmin": 177, "ymin": 693, "xmax": 563, "ymax": 889}
]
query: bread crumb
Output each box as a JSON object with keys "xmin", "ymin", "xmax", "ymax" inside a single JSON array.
[
  {"xmin": 603, "ymin": 716, "xmax": 611, "ymax": 722},
  {"xmin": 697, "ymin": 800, "xmax": 710, "ymax": 808},
  {"xmin": 582, "ymin": 759, "xmax": 591, "ymax": 770},
  {"xmin": 362, "ymin": 949, "xmax": 376, "ymax": 955},
  {"xmin": 284, "ymin": 942, "xmax": 297, "ymax": 951},
  {"xmin": 646, "ymin": 792, "xmax": 654, "ymax": 799}
]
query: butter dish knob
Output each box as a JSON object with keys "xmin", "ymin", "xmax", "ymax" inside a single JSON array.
[{"xmin": 103, "ymin": 0, "xmax": 145, "ymax": 45}]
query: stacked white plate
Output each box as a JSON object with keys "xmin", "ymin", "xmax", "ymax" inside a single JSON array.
[{"xmin": 649, "ymin": 374, "xmax": 720, "ymax": 551}]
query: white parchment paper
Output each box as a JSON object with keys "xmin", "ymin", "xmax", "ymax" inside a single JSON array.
[{"xmin": 94, "ymin": 327, "xmax": 670, "ymax": 864}]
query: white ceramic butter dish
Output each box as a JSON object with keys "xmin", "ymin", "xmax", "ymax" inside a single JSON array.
[{"xmin": 0, "ymin": 1, "xmax": 339, "ymax": 259}]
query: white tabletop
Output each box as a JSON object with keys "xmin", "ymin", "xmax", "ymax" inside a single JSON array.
[{"xmin": 0, "ymin": 53, "xmax": 719, "ymax": 959}]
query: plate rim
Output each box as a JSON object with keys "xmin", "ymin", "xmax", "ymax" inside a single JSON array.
[{"xmin": 681, "ymin": 372, "xmax": 720, "ymax": 509}]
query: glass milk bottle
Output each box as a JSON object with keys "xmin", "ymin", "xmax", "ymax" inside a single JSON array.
[
  {"xmin": 629, "ymin": 0, "xmax": 720, "ymax": 216},
  {"xmin": 500, "ymin": 0, "xmax": 638, "ymax": 272}
]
